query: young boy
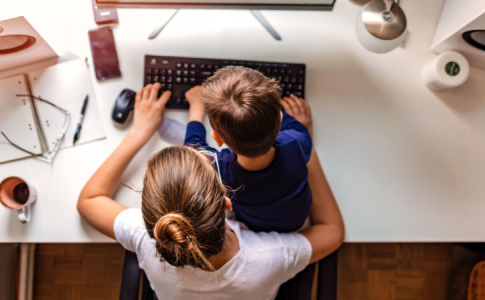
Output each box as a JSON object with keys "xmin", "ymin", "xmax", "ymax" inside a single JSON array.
[{"xmin": 184, "ymin": 66, "xmax": 312, "ymax": 233}]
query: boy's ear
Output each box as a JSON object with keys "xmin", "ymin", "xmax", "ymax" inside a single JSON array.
[
  {"xmin": 280, "ymin": 111, "xmax": 283, "ymax": 123},
  {"xmin": 224, "ymin": 196, "xmax": 233, "ymax": 211},
  {"xmin": 211, "ymin": 130, "xmax": 224, "ymax": 147}
]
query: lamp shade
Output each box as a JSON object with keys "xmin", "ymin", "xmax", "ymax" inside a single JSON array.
[{"xmin": 356, "ymin": 0, "xmax": 407, "ymax": 53}]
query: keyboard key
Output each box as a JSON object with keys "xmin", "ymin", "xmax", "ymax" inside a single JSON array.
[
  {"xmin": 153, "ymin": 75, "xmax": 159, "ymax": 83},
  {"xmin": 167, "ymin": 69, "xmax": 173, "ymax": 75},
  {"xmin": 190, "ymin": 63, "xmax": 196, "ymax": 69},
  {"xmin": 176, "ymin": 63, "xmax": 182, "ymax": 68},
  {"xmin": 145, "ymin": 75, "xmax": 152, "ymax": 83},
  {"xmin": 183, "ymin": 99, "xmax": 189, "ymax": 106},
  {"xmin": 176, "ymin": 77, "xmax": 182, "ymax": 83},
  {"xmin": 189, "ymin": 78, "xmax": 196, "ymax": 84},
  {"xmin": 161, "ymin": 83, "xmax": 166, "ymax": 89},
  {"xmin": 280, "ymin": 83, "xmax": 286, "ymax": 89},
  {"xmin": 201, "ymin": 71, "xmax": 212, "ymax": 77},
  {"xmin": 190, "ymin": 70, "xmax": 196, "ymax": 76},
  {"xmin": 290, "ymin": 77, "xmax": 296, "ymax": 83},
  {"xmin": 167, "ymin": 83, "xmax": 173, "ymax": 89},
  {"xmin": 183, "ymin": 70, "xmax": 189, "ymax": 76},
  {"xmin": 167, "ymin": 77, "xmax": 173, "ymax": 83},
  {"xmin": 294, "ymin": 91, "xmax": 302, "ymax": 97},
  {"xmin": 200, "ymin": 64, "xmax": 205, "ymax": 69},
  {"xmin": 287, "ymin": 70, "xmax": 293, "ymax": 75},
  {"xmin": 160, "ymin": 69, "xmax": 166, "ymax": 75},
  {"xmin": 153, "ymin": 68, "xmax": 158, "ymax": 75},
  {"xmin": 175, "ymin": 97, "xmax": 182, "ymax": 105},
  {"xmin": 206, "ymin": 65, "xmax": 212, "ymax": 70},
  {"xmin": 176, "ymin": 70, "xmax": 182, "ymax": 76},
  {"xmin": 287, "ymin": 84, "xmax": 293, "ymax": 90},
  {"xmin": 214, "ymin": 65, "xmax": 220, "ymax": 70},
  {"xmin": 283, "ymin": 76, "xmax": 289, "ymax": 83},
  {"xmin": 280, "ymin": 69, "xmax": 286, "ymax": 74},
  {"xmin": 298, "ymin": 77, "xmax": 303, "ymax": 83},
  {"xmin": 183, "ymin": 63, "xmax": 189, "ymax": 69},
  {"xmin": 277, "ymin": 76, "xmax": 282, "ymax": 82},
  {"xmin": 297, "ymin": 84, "xmax": 303, "ymax": 91},
  {"xmin": 183, "ymin": 78, "xmax": 188, "ymax": 84},
  {"xmin": 160, "ymin": 76, "xmax": 166, "ymax": 82},
  {"xmin": 146, "ymin": 68, "xmax": 152, "ymax": 74}
]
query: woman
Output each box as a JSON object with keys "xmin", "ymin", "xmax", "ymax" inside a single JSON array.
[{"xmin": 77, "ymin": 83, "xmax": 344, "ymax": 300}]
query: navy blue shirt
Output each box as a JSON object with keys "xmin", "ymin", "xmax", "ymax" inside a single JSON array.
[{"xmin": 184, "ymin": 111, "xmax": 313, "ymax": 233}]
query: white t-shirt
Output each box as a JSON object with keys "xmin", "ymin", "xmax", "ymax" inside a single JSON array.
[{"xmin": 114, "ymin": 208, "xmax": 312, "ymax": 300}]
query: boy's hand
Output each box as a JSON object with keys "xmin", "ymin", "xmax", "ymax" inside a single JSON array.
[
  {"xmin": 186, "ymin": 85, "xmax": 206, "ymax": 123},
  {"xmin": 129, "ymin": 83, "xmax": 171, "ymax": 144},
  {"xmin": 281, "ymin": 94, "xmax": 313, "ymax": 137}
]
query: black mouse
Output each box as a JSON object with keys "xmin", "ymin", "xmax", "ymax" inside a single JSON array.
[{"xmin": 112, "ymin": 89, "xmax": 136, "ymax": 124}]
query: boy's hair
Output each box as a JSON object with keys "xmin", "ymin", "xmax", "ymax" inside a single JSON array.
[{"xmin": 203, "ymin": 66, "xmax": 282, "ymax": 157}]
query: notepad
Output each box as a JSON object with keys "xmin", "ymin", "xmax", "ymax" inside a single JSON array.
[{"xmin": 0, "ymin": 59, "xmax": 106, "ymax": 163}]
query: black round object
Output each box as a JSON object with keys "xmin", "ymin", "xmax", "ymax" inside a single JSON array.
[
  {"xmin": 463, "ymin": 30, "xmax": 485, "ymax": 51},
  {"xmin": 13, "ymin": 183, "xmax": 29, "ymax": 204},
  {"xmin": 0, "ymin": 35, "xmax": 36, "ymax": 54}
]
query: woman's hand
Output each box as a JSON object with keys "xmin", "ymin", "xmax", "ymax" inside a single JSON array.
[{"xmin": 129, "ymin": 83, "xmax": 172, "ymax": 144}]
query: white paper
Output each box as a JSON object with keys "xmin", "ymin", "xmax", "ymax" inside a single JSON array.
[
  {"xmin": 30, "ymin": 59, "xmax": 106, "ymax": 151},
  {"xmin": 0, "ymin": 75, "xmax": 42, "ymax": 162}
]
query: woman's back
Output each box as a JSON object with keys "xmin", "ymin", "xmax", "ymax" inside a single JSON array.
[{"xmin": 115, "ymin": 209, "xmax": 312, "ymax": 300}]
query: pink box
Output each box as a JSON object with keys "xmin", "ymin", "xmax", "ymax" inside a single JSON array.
[{"xmin": 0, "ymin": 17, "xmax": 58, "ymax": 79}]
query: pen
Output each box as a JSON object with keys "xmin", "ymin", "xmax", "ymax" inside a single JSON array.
[{"xmin": 73, "ymin": 95, "xmax": 89, "ymax": 145}]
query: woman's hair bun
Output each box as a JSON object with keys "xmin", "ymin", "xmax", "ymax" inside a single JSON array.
[
  {"xmin": 153, "ymin": 213, "xmax": 212, "ymax": 269},
  {"xmin": 154, "ymin": 213, "xmax": 193, "ymax": 248}
]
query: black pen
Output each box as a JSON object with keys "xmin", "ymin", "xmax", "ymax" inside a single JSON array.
[{"xmin": 73, "ymin": 95, "xmax": 89, "ymax": 145}]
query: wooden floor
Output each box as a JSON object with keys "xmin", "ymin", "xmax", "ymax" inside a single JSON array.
[{"xmin": 33, "ymin": 243, "xmax": 479, "ymax": 300}]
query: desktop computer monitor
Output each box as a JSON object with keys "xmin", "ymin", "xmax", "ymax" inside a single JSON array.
[{"xmin": 96, "ymin": 0, "xmax": 336, "ymax": 11}]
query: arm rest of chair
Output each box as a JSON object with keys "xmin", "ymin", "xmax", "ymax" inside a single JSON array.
[
  {"xmin": 317, "ymin": 250, "xmax": 338, "ymax": 300},
  {"xmin": 120, "ymin": 250, "xmax": 142, "ymax": 300}
]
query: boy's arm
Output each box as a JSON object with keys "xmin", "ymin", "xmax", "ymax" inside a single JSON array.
[
  {"xmin": 281, "ymin": 95, "xmax": 313, "ymax": 138},
  {"xmin": 281, "ymin": 95, "xmax": 313, "ymax": 162},
  {"xmin": 184, "ymin": 85, "xmax": 209, "ymax": 148}
]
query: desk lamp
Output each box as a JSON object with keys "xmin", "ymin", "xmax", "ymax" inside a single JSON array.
[{"xmin": 355, "ymin": 0, "xmax": 407, "ymax": 53}]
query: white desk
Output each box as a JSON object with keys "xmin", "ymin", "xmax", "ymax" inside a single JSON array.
[{"xmin": 2, "ymin": 0, "xmax": 485, "ymax": 243}]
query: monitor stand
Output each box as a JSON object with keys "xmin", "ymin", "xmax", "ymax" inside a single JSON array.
[
  {"xmin": 148, "ymin": 9, "xmax": 282, "ymax": 41},
  {"xmin": 249, "ymin": 10, "xmax": 281, "ymax": 41}
]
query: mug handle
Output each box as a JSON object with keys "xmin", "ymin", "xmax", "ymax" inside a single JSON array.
[{"xmin": 17, "ymin": 205, "xmax": 30, "ymax": 224}]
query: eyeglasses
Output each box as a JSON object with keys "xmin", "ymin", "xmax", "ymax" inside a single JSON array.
[
  {"xmin": 198, "ymin": 149, "xmax": 222, "ymax": 183},
  {"xmin": 1, "ymin": 94, "xmax": 71, "ymax": 163}
]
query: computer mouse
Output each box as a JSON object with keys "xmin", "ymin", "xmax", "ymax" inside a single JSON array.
[{"xmin": 112, "ymin": 89, "xmax": 136, "ymax": 124}]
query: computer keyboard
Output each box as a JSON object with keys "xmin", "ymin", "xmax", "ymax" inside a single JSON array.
[{"xmin": 144, "ymin": 55, "xmax": 306, "ymax": 109}]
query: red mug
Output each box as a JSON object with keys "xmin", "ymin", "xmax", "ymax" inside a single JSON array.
[{"xmin": 0, "ymin": 177, "xmax": 37, "ymax": 223}]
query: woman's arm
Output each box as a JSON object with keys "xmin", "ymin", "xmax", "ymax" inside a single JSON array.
[
  {"xmin": 281, "ymin": 95, "xmax": 344, "ymax": 263},
  {"xmin": 77, "ymin": 83, "xmax": 171, "ymax": 239},
  {"xmin": 300, "ymin": 149, "xmax": 345, "ymax": 264}
]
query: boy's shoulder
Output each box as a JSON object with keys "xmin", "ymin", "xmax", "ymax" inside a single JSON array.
[
  {"xmin": 276, "ymin": 130, "xmax": 309, "ymax": 147},
  {"xmin": 217, "ymin": 148, "xmax": 237, "ymax": 163}
]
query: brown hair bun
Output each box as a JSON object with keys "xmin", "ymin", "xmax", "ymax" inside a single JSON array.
[{"xmin": 154, "ymin": 213, "xmax": 213, "ymax": 270}]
